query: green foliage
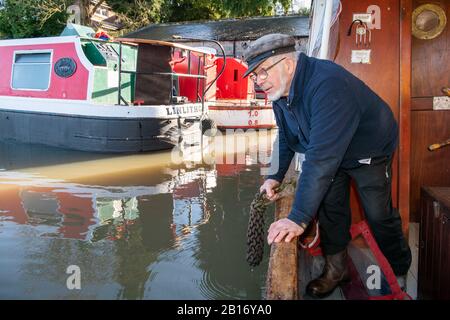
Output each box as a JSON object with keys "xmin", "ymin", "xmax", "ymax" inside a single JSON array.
[
  {"xmin": 0, "ymin": 0, "xmax": 70, "ymax": 39},
  {"xmin": 162, "ymin": 0, "xmax": 225, "ymax": 23},
  {"xmin": 107, "ymin": 0, "xmax": 166, "ymax": 33},
  {"xmin": 222, "ymin": 0, "xmax": 274, "ymax": 17},
  {"xmin": 0, "ymin": 0, "xmax": 304, "ymax": 38},
  {"xmin": 298, "ymin": 6, "xmax": 311, "ymax": 16},
  {"xmin": 277, "ymin": 0, "xmax": 292, "ymax": 14},
  {"xmin": 113, "ymin": 0, "xmax": 300, "ymax": 27},
  {"xmin": 162, "ymin": 0, "xmax": 299, "ymax": 22}
]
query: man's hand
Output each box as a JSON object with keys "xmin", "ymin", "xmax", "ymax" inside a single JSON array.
[
  {"xmin": 267, "ymin": 218, "xmax": 305, "ymax": 245},
  {"xmin": 259, "ymin": 179, "xmax": 281, "ymax": 202}
]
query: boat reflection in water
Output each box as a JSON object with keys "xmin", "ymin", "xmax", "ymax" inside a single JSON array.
[{"xmin": 0, "ymin": 130, "xmax": 277, "ymax": 299}]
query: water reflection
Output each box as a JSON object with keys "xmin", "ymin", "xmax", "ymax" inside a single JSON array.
[{"xmin": 0, "ymin": 131, "xmax": 276, "ymax": 299}]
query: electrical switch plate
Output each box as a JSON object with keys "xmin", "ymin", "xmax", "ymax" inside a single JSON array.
[
  {"xmin": 351, "ymin": 50, "xmax": 371, "ymax": 64},
  {"xmin": 433, "ymin": 96, "xmax": 450, "ymax": 110}
]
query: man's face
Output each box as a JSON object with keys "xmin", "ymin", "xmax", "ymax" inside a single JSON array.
[{"xmin": 251, "ymin": 56, "xmax": 289, "ymax": 101}]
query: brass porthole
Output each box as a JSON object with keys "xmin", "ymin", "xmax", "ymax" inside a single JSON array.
[{"xmin": 412, "ymin": 4, "xmax": 447, "ymax": 40}]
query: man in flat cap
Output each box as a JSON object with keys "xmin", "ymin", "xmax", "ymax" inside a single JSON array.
[{"xmin": 243, "ymin": 33, "xmax": 411, "ymax": 299}]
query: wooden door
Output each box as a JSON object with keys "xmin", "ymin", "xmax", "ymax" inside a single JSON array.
[
  {"xmin": 410, "ymin": 0, "xmax": 450, "ymax": 222},
  {"xmin": 335, "ymin": 0, "xmax": 405, "ymax": 226}
]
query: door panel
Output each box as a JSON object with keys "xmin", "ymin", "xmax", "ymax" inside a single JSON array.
[
  {"xmin": 411, "ymin": 111, "xmax": 450, "ymax": 219},
  {"xmin": 335, "ymin": 0, "xmax": 401, "ymax": 223},
  {"xmin": 410, "ymin": 0, "xmax": 450, "ymax": 221},
  {"xmin": 412, "ymin": 1, "xmax": 450, "ymax": 97}
]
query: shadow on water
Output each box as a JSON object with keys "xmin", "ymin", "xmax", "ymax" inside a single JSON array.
[
  {"xmin": 0, "ymin": 140, "xmax": 110, "ymax": 171},
  {"xmin": 0, "ymin": 131, "xmax": 276, "ymax": 299}
]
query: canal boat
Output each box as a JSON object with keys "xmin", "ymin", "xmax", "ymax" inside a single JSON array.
[
  {"xmin": 207, "ymin": 57, "xmax": 276, "ymax": 130},
  {"xmin": 0, "ymin": 24, "xmax": 216, "ymax": 153}
]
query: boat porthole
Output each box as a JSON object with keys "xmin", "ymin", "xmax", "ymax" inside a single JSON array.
[{"xmin": 412, "ymin": 4, "xmax": 447, "ymax": 40}]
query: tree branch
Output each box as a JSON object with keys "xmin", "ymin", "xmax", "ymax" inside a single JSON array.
[{"xmin": 88, "ymin": 0, "xmax": 106, "ymax": 19}]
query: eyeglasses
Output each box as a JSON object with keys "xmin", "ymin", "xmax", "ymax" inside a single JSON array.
[{"xmin": 249, "ymin": 57, "xmax": 286, "ymax": 83}]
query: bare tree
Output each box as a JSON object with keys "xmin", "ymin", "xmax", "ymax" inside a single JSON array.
[{"xmin": 73, "ymin": 0, "xmax": 106, "ymax": 25}]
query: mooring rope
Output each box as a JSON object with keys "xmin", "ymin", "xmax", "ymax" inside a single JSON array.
[{"xmin": 246, "ymin": 179, "xmax": 297, "ymax": 267}]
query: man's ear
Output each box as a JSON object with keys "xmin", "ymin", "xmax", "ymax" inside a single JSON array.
[{"xmin": 285, "ymin": 57, "xmax": 296, "ymax": 75}]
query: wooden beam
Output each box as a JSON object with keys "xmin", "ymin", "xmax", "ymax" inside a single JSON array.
[
  {"xmin": 399, "ymin": 0, "xmax": 412, "ymax": 234},
  {"xmin": 265, "ymin": 165, "xmax": 299, "ymax": 300}
]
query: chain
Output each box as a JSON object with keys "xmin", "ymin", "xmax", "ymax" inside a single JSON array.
[{"xmin": 246, "ymin": 179, "xmax": 297, "ymax": 267}]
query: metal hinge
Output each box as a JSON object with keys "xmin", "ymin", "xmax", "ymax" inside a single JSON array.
[{"xmin": 433, "ymin": 201, "xmax": 440, "ymax": 219}]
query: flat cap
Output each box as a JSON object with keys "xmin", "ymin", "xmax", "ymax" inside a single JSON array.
[{"xmin": 242, "ymin": 33, "xmax": 297, "ymax": 78}]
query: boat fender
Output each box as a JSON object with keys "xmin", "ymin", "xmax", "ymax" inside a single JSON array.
[{"xmin": 200, "ymin": 118, "xmax": 217, "ymax": 136}]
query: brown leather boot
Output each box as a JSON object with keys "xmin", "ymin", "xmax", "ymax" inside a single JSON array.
[{"xmin": 306, "ymin": 249, "xmax": 351, "ymax": 299}]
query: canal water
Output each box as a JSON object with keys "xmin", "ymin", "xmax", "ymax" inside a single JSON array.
[{"xmin": 0, "ymin": 130, "xmax": 277, "ymax": 299}]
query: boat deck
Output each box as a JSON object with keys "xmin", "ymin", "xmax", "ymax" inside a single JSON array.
[
  {"xmin": 298, "ymin": 226, "xmax": 418, "ymax": 300},
  {"xmin": 265, "ymin": 166, "xmax": 419, "ymax": 300}
]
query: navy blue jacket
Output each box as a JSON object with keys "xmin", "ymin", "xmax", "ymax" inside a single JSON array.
[{"xmin": 267, "ymin": 52, "xmax": 398, "ymax": 227}]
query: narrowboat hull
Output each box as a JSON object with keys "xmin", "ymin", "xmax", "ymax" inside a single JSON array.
[{"xmin": 0, "ymin": 97, "xmax": 203, "ymax": 153}]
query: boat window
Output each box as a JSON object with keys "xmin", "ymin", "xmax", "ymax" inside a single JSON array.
[{"xmin": 12, "ymin": 52, "xmax": 52, "ymax": 90}]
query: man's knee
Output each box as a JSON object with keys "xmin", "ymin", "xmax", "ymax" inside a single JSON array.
[
  {"xmin": 321, "ymin": 184, "xmax": 350, "ymax": 210},
  {"xmin": 363, "ymin": 202, "xmax": 402, "ymax": 227}
]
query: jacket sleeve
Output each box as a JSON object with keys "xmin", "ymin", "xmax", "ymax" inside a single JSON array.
[
  {"xmin": 266, "ymin": 128, "xmax": 295, "ymax": 183},
  {"xmin": 287, "ymin": 78, "xmax": 361, "ymax": 226}
]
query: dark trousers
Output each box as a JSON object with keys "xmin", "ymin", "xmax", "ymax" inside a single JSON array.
[{"xmin": 318, "ymin": 154, "xmax": 412, "ymax": 276}]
